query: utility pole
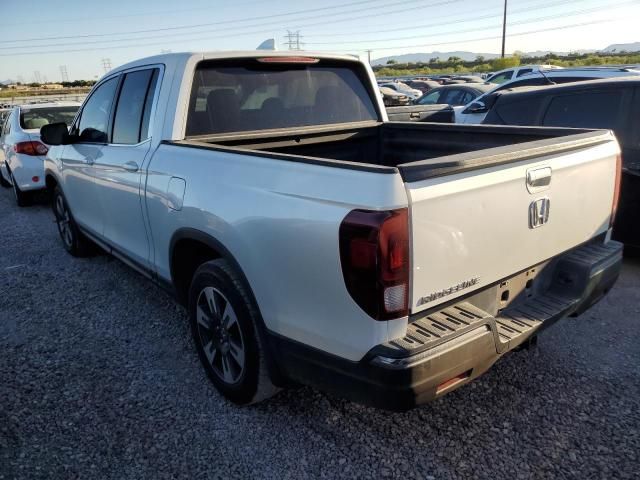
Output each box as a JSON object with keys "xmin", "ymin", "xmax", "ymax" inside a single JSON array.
[
  {"xmin": 33, "ymin": 71, "xmax": 42, "ymax": 83},
  {"xmin": 101, "ymin": 58, "xmax": 112, "ymax": 74},
  {"xmin": 501, "ymin": 0, "xmax": 508, "ymax": 58},
  {"xmin": 365, "ymin": 49, "xmax": 372, "ymax": 64},
  {"xmin": 284, "ymin": 30, "xmax": 303, "ymax": 50},
  {"xmin": 59, "ymin": 65, "xmax": 69, "ymax": 82}
]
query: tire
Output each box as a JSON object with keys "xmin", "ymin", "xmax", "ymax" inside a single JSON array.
[
  {"xmin": 52, "ymin": 186, "xmax": 92, "ymax": 257},
  {"xmin": 0, "ymin": 166, "xmax": 10, "ymax": 188},
  {"xmin": 189, "ymin": 259, "xmax": 279, "ymax": 405},
  {"xmin": 10, "ymin": 171, "xmax": 31, "ymax": 207}
]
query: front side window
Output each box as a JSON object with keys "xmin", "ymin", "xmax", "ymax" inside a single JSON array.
[
  {"xmin": 416, "ymin": 90, "xmax": 442, "ymax": 105},
  {"xmin": 77, "ymin": 77, "xmax": 118, "ymax": 143},
  {"xmin": 185, "ymin": 59, "xmax": 379, "ymax": 136},
  {"xmin": 112, "ymin": 69, "xmax": 158, "ymax": 144}
]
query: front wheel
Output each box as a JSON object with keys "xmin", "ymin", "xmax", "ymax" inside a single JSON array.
[
  {"xmin": 52, "ymin": 186, "xmax": 92, "ymax": 257},
  {"xmin": 189, "ymin": 259, "xmax": 279, "ymax": 405}
]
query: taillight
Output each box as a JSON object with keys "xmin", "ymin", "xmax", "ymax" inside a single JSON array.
[
  {"xmin": 14, "ymin": 141, "xmax": 48, "ymax": 156},
  {"xmin": 257, "ymin": 56, "xmax": 319, "ymax": 64},
  {"xmin": 339, "ymin": 208, "xmax": 410, "ymax": 320},
  {"xmin": 610, "ymin": 153, "xmax": 622, "ymax": 227}
]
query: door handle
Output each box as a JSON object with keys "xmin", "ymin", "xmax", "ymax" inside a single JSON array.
[{"xmin": 123, "ymin": 161, "xmax": 139, "ymax": 172}]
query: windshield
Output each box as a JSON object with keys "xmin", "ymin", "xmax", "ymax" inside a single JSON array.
[
  {"xmin": 185, "ymin": 59, "xmax": 379, "ymax": 136},
  {"xmin": 20, "ymin": 106, "xmax": 78, "ymax": 130}
]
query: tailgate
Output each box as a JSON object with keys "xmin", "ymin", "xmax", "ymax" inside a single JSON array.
[{"xmin": 403, "ymin": 133, "xmax": 620, "ymax": 314}]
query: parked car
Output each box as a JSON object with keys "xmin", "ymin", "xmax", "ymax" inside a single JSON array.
[
  {"xmin": 380, "ymin": 82, "xmax": 422, "ymax": 100},
  {"xmin": 456, "ymin": 67, "xmax": 640, "ymax": 124},
  {"xmin": 485, "ymin": 64, "xmax": 563, "ymax": 84},
  {"xmin": 482, "ymin": 77, "xmax": 640, "ymax": 248},
  {"xmin": 0, "ymin": 102, "xmax": 79, "ymax": 205},
  {"xmin": 42, "ymin": 51, "xmax": 622, "ymax": 411},
  {"xmin": 414, "ymin": 83, "xmax": 494, "ymax": 107},
  {"xmin": 445, "ymin": 75, "xmax": 485, "ymax": 84},
  {"xmin": 405, "ymin": 79, "xmax": 440, "ymax": 93},
  {"xmin": 379, "ymin": 86, "xmax": 410, "ymax": 106}
]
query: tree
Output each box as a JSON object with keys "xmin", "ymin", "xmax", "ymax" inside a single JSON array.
[
  {"xmin": 475, "ymin": 55, "xmax": 485, "ymax": 63},
  {"xmin": 447, "ymin": 56, "xmax": 462, "ymax": 63},
  {"xmin": 429, "ymin": 57, "xmax": 439, "ymax": 64},
  {"xmin": 490, "ymin": 56, "xmax": 521, "ymax": 70},
  {"xmin": 386, "ymin": 59, "xmax": 397, "ymax": 65}
]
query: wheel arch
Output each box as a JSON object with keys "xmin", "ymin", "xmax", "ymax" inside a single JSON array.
[{"xmin": 169, "ymin": 227, "xmax": 286, "ymax": 386}]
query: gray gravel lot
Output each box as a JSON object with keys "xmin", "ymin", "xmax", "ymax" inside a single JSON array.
[{"xmin": 1, "ymin": 189, "xmax": 639, "ymax": 480}]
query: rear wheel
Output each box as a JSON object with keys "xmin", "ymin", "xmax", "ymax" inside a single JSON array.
[
  {"xmin": 189, "ymin": 259, "xmax": 279, "ymax": 405},
  {"xmin": 0, "ymin": 166, "xmax": 10, "ymax": 188},
  {"xmin": 52, "ymin": 186, "xmax": 92, "ymax": 257},
  {"xmin": 10, "ymin": 171, "xmax": 31, "ymax": 207}
]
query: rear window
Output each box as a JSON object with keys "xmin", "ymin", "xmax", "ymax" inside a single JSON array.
[
  {"xmin": 20, "ymin": 106, "xmax": 78, "ymax": 130},
  {"xmin": 185, "ymin": 59, "xmax": 379, "ymax": 136}
]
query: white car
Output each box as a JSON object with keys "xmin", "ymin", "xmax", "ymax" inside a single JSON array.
[
  {"xmin": 455, "ymin": 67, "xmax": 640, "ymax": 124},
  {"xmin": 0, "ymin": 102, "xmax": 79, "ymax": 206},
  {"xmin": 485, "ymin": 64, "xmax": 563, "ymax": 84}
]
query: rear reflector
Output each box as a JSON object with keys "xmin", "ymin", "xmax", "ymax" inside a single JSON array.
[
  {"xmin": 257, "ymin": 56, "xmax": 319, "ymax": 64},
  {"xmin": 436, "ymin": 370, "xmax": 472, "ymax": 394},
  {"xmin": 610, "ymin": 153, "xmax": 622, "ymax": 227},
  {"xmin": 14, "ymin": 141, "xmax": 48, "ymax": 156},
  {"xmin": 32, "ymin": 176, "xmax": 39, "ymax": 183}
]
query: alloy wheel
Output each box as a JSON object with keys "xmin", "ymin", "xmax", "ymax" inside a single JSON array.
[
  {"xmin": 55, "ymin": 194, "xmax": 73, "ymax": 248},
  {"xmin": 196, "ymin": 287, "xmax": 246, "ymax": 385}
]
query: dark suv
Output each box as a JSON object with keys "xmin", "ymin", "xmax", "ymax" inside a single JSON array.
[{"xmin": 483, "ymin": 77, "xmax": 640, "ymax": 249}]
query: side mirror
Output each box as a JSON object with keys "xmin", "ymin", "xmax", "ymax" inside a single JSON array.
[
  {"xmin": 465, "ymin": 101, "xmax": 487, "ymax": 114},
  {"xmin": 40, "ymin": 122, "xmax": 70, "ymax": 146}
]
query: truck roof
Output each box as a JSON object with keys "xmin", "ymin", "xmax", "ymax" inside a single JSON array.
[{"xmin": 112, "ymin": 50, "xmax": 362, "ymax": 75}]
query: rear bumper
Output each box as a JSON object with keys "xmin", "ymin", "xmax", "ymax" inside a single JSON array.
[
  {"xmin": 11, "ymin": 154, "xmax": 46, "ymax": 191},
  {"xmin": 269, "ymin": 240, "xmax": 623, "ymax": 411}
]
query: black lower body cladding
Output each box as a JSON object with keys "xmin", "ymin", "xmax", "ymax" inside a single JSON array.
[{"xmin": 267, "ymin": 240, "xmax": 623, "ymax": 411}]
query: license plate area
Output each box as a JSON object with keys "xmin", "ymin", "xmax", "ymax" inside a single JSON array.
[{"xmin": 496, "ymin": 262, "xmax": 548, "ymax": 314}]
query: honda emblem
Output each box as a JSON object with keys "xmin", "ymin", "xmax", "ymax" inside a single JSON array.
[{"xmin": 529, "ymin": 198, "xmax": 550, "ymax": 228}]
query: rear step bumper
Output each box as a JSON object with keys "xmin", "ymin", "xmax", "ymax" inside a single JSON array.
[{"xmin": 269, "ymin": 240, "xmax": 623, "ymax": 411}]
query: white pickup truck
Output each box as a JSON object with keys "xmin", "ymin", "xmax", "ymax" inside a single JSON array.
[{"xmin": 41, "ymin": 52, "xmax": 623, "ymax": 411}]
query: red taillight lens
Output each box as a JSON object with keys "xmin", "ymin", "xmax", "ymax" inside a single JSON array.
[
  {"xmin": 257, "ymin": 56, "xmax": 319, "ymax": 64},
  {"xmin": 14, "ymin": 141, "xmax": 48, "ymax": 156},
  {"xmin": 610, "ymin": 153, "xmax": 622, "ymax": 227},
  {"xmin": 339, "ymin": 208, "xmax": 410, "ymax": 320}
]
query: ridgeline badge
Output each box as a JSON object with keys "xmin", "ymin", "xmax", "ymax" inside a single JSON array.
[{"xmin": 417, "ymin": 277, "xmax": 481, "ymax": 306}]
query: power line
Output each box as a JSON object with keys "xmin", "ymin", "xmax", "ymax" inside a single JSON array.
[
  {"xmin": 324, "ymin": 16, "xmax": 628, "ymax": 53},
  {"xmin": 302, "ymin": 0, "xmax": 582, "ymax": 37},
  {"xmin": 0, "ymin": 0, "xmax": 424, "ymax": 44},
  {"xmin": 101, "ymin": 58, "xmax": 112, "ymax": 74},
  {"xmin": 303, "ymin": 1, "xmax": 635, "ymax": 45},
  {"xmin": 0, "ymin": 0, "xmax": 464, "ymax": 54}
]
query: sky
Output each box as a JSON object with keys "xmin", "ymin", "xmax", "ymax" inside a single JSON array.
[{"xmin": 0, "ymin": 0, "xmax": 638, "ymax": 82}]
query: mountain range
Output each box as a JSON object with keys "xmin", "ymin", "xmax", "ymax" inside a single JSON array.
[{"xmin": 372, "ymin": 42, "xmax": 639, "ymax": 65}]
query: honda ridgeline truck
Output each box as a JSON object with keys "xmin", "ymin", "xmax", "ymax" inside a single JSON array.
[{"xmin": 41, "ymin": 52, "xmax": 623, "ymax": 411}]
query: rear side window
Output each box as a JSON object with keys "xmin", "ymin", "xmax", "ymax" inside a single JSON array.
[
  {"xmin": 185, "ymin": 59, "xmax": 379, "ymax": 136},
  {"xmin": 489, "ymin": 71, "xmax": 513, "ymax": 84},
  {"xmin": 542, "ymin": 91, "xmax": 622, "ymax": 128},
  {"xmin": 20, "ymin": 106, "xmax": 78, "ymax": 130},
  {"xmin": 491, "ymin": 96, "xmax": 545, "ymax": 125},
  {"xmin": 112, "ymin": 68, "xmax": 159, "ymax": 144},
  {"xmin": 78, "ymin": 77, "xmax": 118, "ymax": 143},
  {"xmin": 516, "ymin": 68, "xmax": 533, "ymax": 77}
]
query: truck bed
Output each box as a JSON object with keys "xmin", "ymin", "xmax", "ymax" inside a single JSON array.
[{"xmin": 178, "ymin": 122, "xmax": 612, "ymax": 183}]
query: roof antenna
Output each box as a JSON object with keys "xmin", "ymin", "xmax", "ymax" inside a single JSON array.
[{"xmin": 538, "ymin": 68, "xmax": 556, "ymax": 85}]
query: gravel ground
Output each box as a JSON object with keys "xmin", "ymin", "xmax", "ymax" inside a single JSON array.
[{"xmin": 1, "ymin": 189, "xmax": 639, "ymax": 480}]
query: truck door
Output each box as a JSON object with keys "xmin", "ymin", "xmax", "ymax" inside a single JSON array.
[
  {"xmin": 91, "ymin": 67, "xmax": 160, "ymax": 271},
  {"xmin": 61, "ymin": 76, "xmax": 119, "ymax": 236}
]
